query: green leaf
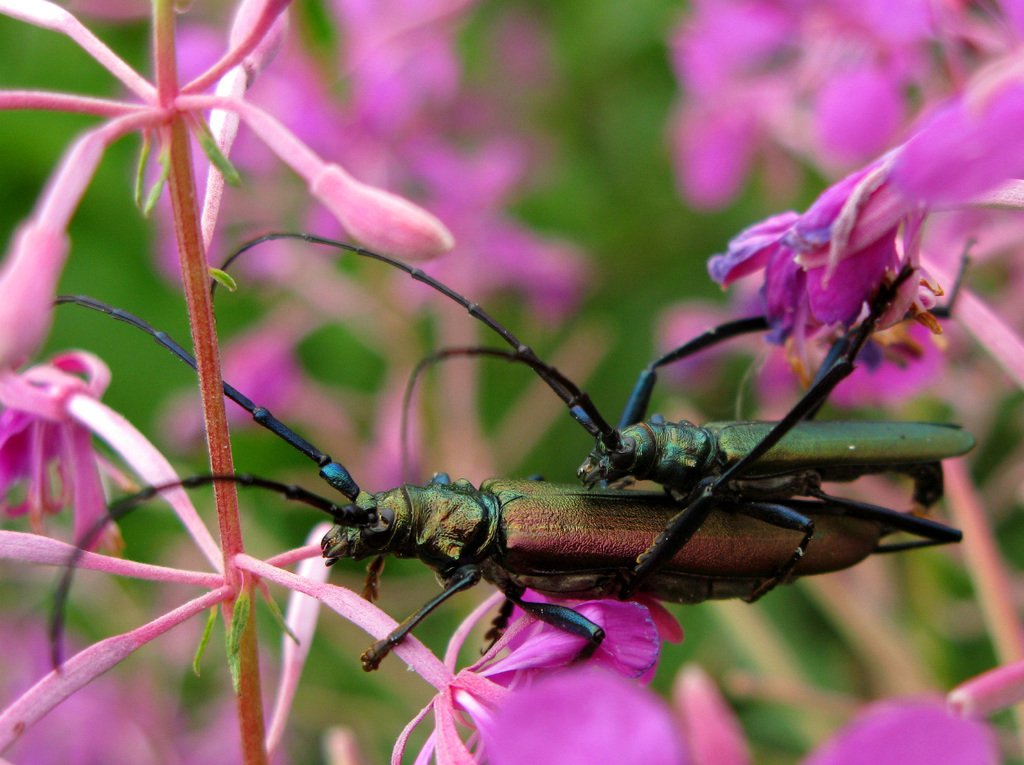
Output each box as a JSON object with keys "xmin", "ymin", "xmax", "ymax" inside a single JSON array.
[
  {"xmin": 192, "ymin": 606, "xmax": 218, "ymax": 676},
  {"xmin": 133, "ymin": 132, "xmax": 152, "ymax": 210},
  {"xmin": 261, "ymin": 589, "xmax": 299, "ymax": 645},
  {"xmin": 191, "ymin": 116, "xmax": 242, "ymax": 187},
  {"xmin": 208, "ymin": 267, "xmax": 238, "ymax": 292},
  {"xmin": 142, "ymin": 149, "xmax": 170, "ymax": 218},
  {"xmin": 225, "ymin": 592, "xmax": 251, "ymax": 694}
]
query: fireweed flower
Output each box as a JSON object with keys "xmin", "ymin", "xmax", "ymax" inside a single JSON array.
[
  {"xmin": 0, "ymin": 369, "xmax": 449, "ymax": 758},
  {"xmin": 388, "ymin": 591, "xmax": 678, "ymax": 764},
  {"xmin": 892, "ymin": 57, "xmax": 1024, "ymax": 207},
  {"xmin": 705, "ymin": 55, "xmax": 1024, "ymax": 391},
  {"xmin": 0, "ymin": 0, "xmax": 453, "ymax": 367},
  {"xmin": 183, "ymin": 5, "xmax": 586, "ymax": 318},
  {"xmin": 0, "ymin": 352, "xmax": 113, "ymax": 547},
  {"xmin": 706, "ymin": 156, "xmax": 942, "ymax": 383},
  {"xmin": 0, "ymin": 620, "xmax": 200, "ymax": 764},
  {"xmin": 485, "ymin": 663, "xmax": 998, "ymax": 765},
  {"xmin": 676, "ymin": 666, "xmax": 998, "ymax": 765},
  {"xmin": 489, "ymin": 668, "xmax": 688, "ymax": 765},
  {"xmin": 667, "ymin": 0, "xmax": 1018, "ymax": 209}
]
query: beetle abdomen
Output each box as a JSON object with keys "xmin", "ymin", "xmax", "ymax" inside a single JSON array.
[
  {"xmin": 708, "ymin": 421, "xmax": 975, "ymax": 475},
  {"xmin": 483, "ymin": 479, "xmax": 882, "ymax": 602}
]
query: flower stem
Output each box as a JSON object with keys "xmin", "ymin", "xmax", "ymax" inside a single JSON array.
[{"xmin": 153, "ymin": 1, "xmax": 266, "ymax": 761}]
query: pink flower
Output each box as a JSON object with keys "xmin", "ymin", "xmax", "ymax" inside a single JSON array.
[
  {"xmin": 393, "ymin": 593, "xmax": 677, "ymax": 763},
  {"xmin": 706, "ymin": 157, "xmax": 942, "ymax": 381},
  {"xmin": 0, "ymin": 224, "xmax": 68, "ymax": 369},
  {"xmin": 802, "ymin": 699, "xmax": 998, "ymax": 765},
  {"xmin": 492, "ymin": 664, "xmax": 999, "ymax": 765},
  {"xmin": 0, "ymin": 620, "xmax": 202, "ymax": 764},
  {"xmin": 893, "ymin": 72, "xmax": 1024, "ymax": 205},
  {"xmin": 488, "ymin": 668, "xmax": 688, "ymax": 765},
  {"xmin": 0, "ymin": 0, "xmax": 454, "ymax": 367},
  {"xmin": 667, "ymin": 0, "xmax": 934, "ymax": 208},
  {"xmin": 0, "ymin": 352, "xmax": 115, "ymax": 548}
]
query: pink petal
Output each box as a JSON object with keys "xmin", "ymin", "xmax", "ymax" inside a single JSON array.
[
  {"xmin": 65, "ymin": 394, "xmax": 222, "ymax": 570},
  {"xmin": 949, "ymin": 659, "xmax": 1024, "ymax": 718},
  {"xmin": 955, "ymin": 289, "xmax": 1024, "ymax": 389},
  {"xmin": 488, "ymin": 668, "xmax": 688, "ymax": 765},
  {"xmin": 0, "ymin": 224, "xmax": 67, "ymax": 369},
  {"xmin": 0, "ymin": 530, "xmax": 221, "ymax": 586},
  {"xmin": 801, "ymin": 698, "xmax": 998, "ymax": 765},
  {"xmin": 675, "ymin": 665, "xmax": 752, "ymax": 765},
  {"xmin": 0, "ymin": 0, "xmax": 154, "ymax": 100},
  {"xmin": 0, "ymin": 586, "xmax": 232, "ymax": 750},
  {"xmin": 893, "ymin": 84, "xmax": 1024, "ymax": 205},
  {"xmin": 233, "ymin": 554, "xmax": 453, "ymax": 688},
  {"xmin": 183, "ymin": 0, "xmax": 291, "ymax": 93},
  {"xmin": 265, "ymin": 523, "xmax": 332, "ymax": 757},
  {"xmin": 433, "ymin": 696, "xmax": 478, "ymax": 765},
  {"xmin": 672, "ymin": 106, "xmax": 756, "ymax": 210},
  {"xmin": 443, "ymin": 590, "xmax": 507, "ymax": 669},
  {"xmin": 392, "ymin": 701, "xmax": 434, "ymax": 765},
  {"xmin": 815, "ymin": 65, "xmax": 904, "ymax": 163},
  {"xmin": 482, "ymin": 600, "xmax": 661, "ymax": 681},
  {"xmin": 178, "ymin": 94, "xmax": 454, "ymax": 259},
  {"xmin": 638, "ymin": 596, "xmax": 685, "ymax": 644}
]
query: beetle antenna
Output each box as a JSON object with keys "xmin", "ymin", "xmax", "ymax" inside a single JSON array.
[
  {"xmin": 217, "ymin": 232, "xmax": 622, "ymax": 451},
  {"xmin": 54, "ymin": 296, "xmax": 362, "ymax": 501},
  {"xmin": 398, "ymin": 346, "xmax": 574, "ymax": 481}
]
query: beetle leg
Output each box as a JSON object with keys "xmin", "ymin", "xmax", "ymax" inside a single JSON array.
[
  {"xmin": 711, "ymin": 267, "xmax": 918, "ymax": 490},
  {"xmin": 483, "ymin": 597, "xmax": 517, "ymax": 650},
  {"xmin": 799, "ymin": 491, "xmax": 962, "ymax": 550},
  {"xmin": 361, "ymin": 564, "xmax": 482, "ymax": 671},
  {"xmin": 734, "ymin": 501, "xmax": 816, "ymax": 601},
  {"xmin": 506, "ymin": 591, "xmax": 606, "ymax": 657},
  {"xmin": 902, "ymin": 462, "xmax": 944, "ymax": 509},
  {"xmin": 619, "ymin": 316, "xmax": 771, "ymax": 428},
  {"xmin": 625, "ymin": 482, "xmax": 719, "ymax": 598},
  {"xmin": 361, "ymin": 555, "xmax": 386, "ymax": 602}
]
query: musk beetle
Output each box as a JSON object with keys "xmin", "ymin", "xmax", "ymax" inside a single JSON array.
[
  {"xmin": 56, "ymin": 235, "xmax": 970, "ymax": 668},
  {"xmin": 210, "ymin": 234, "xmax": 973, "ymax": 596}
]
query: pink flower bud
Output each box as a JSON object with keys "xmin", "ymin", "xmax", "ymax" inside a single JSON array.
[
  {"xmin": 674, "ymin": 665, "xmax": 752, "ymax": 765},
  {"xmin": 312, "ymin": 164, "xmax": 454, "ymax": 260}
]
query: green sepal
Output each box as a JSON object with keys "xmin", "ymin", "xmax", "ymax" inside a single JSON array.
[
  {"xmin": 261, "ymin": 589, "xmax": 299, "ymax": 645},
  {"xmin": 209, "ymin": 267, "xmax": 238, "ymax": 292},
  {"xmin": 133, "ymin": 132, "xmax": 152, "ymax": 210},
  {"xmin": 142, "ymin": 149, "xmax": 171, "ymax": 218},
  {"xmin": 191, "ymin": 116, "xmax": 242, "ymax": 187},
  {"xmin": 192, "ymin": 606, "xmax": 218, "ymax": 676},
  {"xmin": 225, "ymin": 591, "xmax": 252, "ymax": 694}
]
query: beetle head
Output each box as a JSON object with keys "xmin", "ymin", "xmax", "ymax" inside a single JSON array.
[
  {"xmin": 577, "ymin": 433, "xmax": 640, "ymax": 487},
  {"xmin": 321, "ymin": 499, "xmax": 397, "ymax": 565}
]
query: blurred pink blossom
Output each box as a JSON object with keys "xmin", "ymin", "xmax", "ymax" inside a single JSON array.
[{"xmin": 668, "ymin": 0, "xmax": 1019, "ymax": 208}]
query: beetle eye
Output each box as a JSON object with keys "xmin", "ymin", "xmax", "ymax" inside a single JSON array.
[
  {"xmin": 362, "ymin": 508, "xmax": 394, "ymax": 544},
  {"xmin": 609, "ymin": 437, "xmax": 637, "ymax": 471}
]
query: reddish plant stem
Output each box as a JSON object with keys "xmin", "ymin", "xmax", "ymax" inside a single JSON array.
[{"xmin": 152, "ymin": 1, "xmax": 267, "ymax": 762}]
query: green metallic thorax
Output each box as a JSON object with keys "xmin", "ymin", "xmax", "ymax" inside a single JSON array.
[
  {"xmin": 626, "ymin": 421, "xmax": 717, "ymax": 491},
  {"xmin": 324, "ymin": 480, "xmax": 501, "ymax": 577}
]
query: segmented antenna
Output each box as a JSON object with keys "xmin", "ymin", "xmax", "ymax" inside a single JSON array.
[
  {"xmin": 54, "ymin": 296, "xmax": 362, "ymax": 501},
  {"xmin": 218, "ymin": 232, "xmax": 622, "ymax": 451}
]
